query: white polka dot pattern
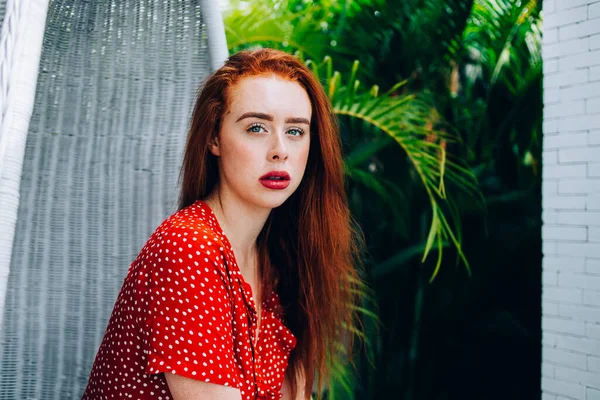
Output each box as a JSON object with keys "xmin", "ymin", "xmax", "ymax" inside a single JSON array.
[{"xmin": 81, "ymin": 200, "xmax": 297, "ymax": 399}]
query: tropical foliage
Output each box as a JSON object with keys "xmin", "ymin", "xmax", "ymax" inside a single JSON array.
[{"xmin": 223, "ymin": 1, "xmax": 542, "ymax": 399}]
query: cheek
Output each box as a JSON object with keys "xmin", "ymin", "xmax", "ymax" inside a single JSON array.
[
  {"xmin": 221, "ymin": 140, "xmax": 257, "ymax": 174},
  {"xmin": 298, "ymin": 141, "xmax": 310, "ymax": 168}
]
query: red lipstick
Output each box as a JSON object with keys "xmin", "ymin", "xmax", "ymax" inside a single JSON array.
[{"xmin": 259, "ymin": 171, "xmax": 291, "ymax": 190}]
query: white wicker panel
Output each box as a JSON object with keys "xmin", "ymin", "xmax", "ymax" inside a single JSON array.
[
  {"xmin": 0, "ymin": 0, "xmax": 5, "ymax": 30},
  {"xmin": 0, "ymin": 0, "xmax": 50, "ymax": 344},
  {"xmin": 0, "ymin": 0, "xmax": 224, "ymax": 398},
  {"xmin": 199, "ymin": 0, "xmax": 228, "ymax": 70}
]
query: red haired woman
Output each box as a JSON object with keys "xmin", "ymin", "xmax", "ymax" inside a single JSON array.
[{"xmin": 82, "ymin": 48, "xmax": 362, "ymax": 400}]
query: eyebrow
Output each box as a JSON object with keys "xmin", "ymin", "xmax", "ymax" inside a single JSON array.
[{"xmin": 235, "ymin": 112, "xmax": 310, "ymax": 125}]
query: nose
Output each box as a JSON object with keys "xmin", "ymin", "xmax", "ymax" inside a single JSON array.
[{"xmin": 268, "ymin": 134, "xmax": 289, "ymax": 162}]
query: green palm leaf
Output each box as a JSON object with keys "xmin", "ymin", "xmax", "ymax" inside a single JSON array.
[
  {"xmin": 223, "ymin": 1, "xmax": 355, "ymax": 60},
  {"xmin": 463, "ymin": 0, "xmax": 542, "ymax": 93},
  {"xmin": 455, "ymin": 0, "xmax": 542, "ymax": 166},
  {"xmin": 310, "ymin": 57, "xmax": 480, "ymax": 280}
]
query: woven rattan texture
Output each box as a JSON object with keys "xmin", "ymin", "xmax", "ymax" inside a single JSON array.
[
  {"xmin": 0, "ymin": 1, "xmax": 212, "ymax": 398},
  {"xmin": 0, "ymin": 0, "xmax": 5, "ymax": 31}
]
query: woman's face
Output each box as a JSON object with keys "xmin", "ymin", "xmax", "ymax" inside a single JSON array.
[{"xmin": 209, "ymin": 75, "xmax": 312, "ymax": 210}]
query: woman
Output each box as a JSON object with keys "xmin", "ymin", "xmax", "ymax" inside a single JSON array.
[{"xmin": 82, "ymin": 48, "xmax": 362, "ymax": 400}]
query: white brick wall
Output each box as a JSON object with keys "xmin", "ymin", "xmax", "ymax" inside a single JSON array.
[{"xmin": 543, "ymin": 0, "xmax": 600, "ymax": 398}]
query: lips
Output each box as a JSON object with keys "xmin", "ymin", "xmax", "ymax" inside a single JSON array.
[{"xmin": 259, "ymin": 171, "xmax": 291, "ymax": 190}]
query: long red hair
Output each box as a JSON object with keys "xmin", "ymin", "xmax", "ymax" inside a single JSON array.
[{"xmin": 178, "ymin": 48, "xmax": 362, "ymax": 399}]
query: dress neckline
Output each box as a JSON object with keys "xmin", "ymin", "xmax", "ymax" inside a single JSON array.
[{"xmin": 193, "ymin": 199, "xmax": 267, "ymax": 348}]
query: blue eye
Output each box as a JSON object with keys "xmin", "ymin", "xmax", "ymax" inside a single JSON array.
[
  {"xmin": 287, "ymin": 128, "xmax": 304, "ymax": 137},
  {"xmin": 247, "ymin": 123, "xmax": 266, "ymax": 133}
]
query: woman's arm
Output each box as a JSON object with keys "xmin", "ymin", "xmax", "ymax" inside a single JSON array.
[
  {"xmin": 165, "ymin": 373, "xmax": 242, "ymax": 400},
  {"xmin": 280, "ymin": 372, "xmax": 300, "ymax": 400},
  {"xmin": 281, "ymin": 370, "xmax": 313, "ymax": 400}
]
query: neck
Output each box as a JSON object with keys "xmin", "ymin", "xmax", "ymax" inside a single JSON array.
[{"xmin": 204, "ymin": 185, "xmax": 271, "ymax": 272}]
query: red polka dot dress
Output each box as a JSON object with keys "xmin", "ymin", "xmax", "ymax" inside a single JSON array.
[{"xmin": 82, "ymin": 200, "xmax": 297, "ymax": 399}]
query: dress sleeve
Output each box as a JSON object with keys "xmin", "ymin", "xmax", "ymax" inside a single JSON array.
[{"xmin": 139, "ymin": 222, "xmax": 239, "ymax": 389}]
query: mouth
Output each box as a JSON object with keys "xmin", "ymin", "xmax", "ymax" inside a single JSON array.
[{"xmin": 259, "ymin": 171, "xmax": 291, "ymax": 190}]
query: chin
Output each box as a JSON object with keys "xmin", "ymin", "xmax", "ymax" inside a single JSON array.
[
  {"xmin": 257, "ymin": 197, "xmax": 288, "ymax": 210},
  {"xmin": 251, "ymin": 191, "xmax": 293, "ymax": 210}
]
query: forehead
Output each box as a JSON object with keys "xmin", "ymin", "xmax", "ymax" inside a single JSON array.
[{"xmin": 226, "ymin": 75, "xmax": 312, "ymax": 119}]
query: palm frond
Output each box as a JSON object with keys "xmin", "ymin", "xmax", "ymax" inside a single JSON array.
[
  {"xmin": 463, "ymin": 0, "xmax": 542, "ymax": 93},
  {"xmin": 309, "ymin": 56, "xmax": 481, "ymax": 279},
  {"xmin": 223, "ymin": 1, "xmax": 358, "ymax": 60}
]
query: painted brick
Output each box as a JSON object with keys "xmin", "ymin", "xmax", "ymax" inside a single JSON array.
[
  {"xmin": 545, "ymin": 119, "xmax": 560, "ymax": 134},
  {"xmin": 560, "ymin": 81, "xmax": 600, "ymax": 101},
  {"xmin": 543, "ymin": 225, "xmax": 588, "ymax": 240},
  {"xmin": 544, "ymin": 149, "xmax": 559, "ymax": 165},
  {"xmin": 589, "ymin": 130, "xmax": 600, "ymax": 144},
  {"xmin": 557, "ymin": 211, "xmax": 600, "ymax": 224},
  {"xmin": 555, "ymin": 365, "xmax": 600, "ymax": 387},
  {"xmin": 545, "ymin": 270, "xmax": 560, "ymax": 286},
  {"xmin": 542, "ymin": 377, "xmax": 585, "ymax": 399},
  {"xmin": 546, "ymin": 87, "xmax": 560, "ymax": 103},
  {"xmin": 545, "ymin": 28, "xmax": 560, "ymax": 45},
  {"xmin": 546, "ymin": 58, "xmax": 559, "ymax": 74},
  {"xmin": 583, "ymin": 290, "xmax": 600, "ymax": 306},
  {"xmin": 559, "ymin": 50, "xmax": 600, "ymax": 71},
  {"xmin": 543, "ymin": 210, "xmax": 559, "ymax": 223},
  {"xmin": 591, "ymin": 34, "xmax": 600, "ymax": 50},
  {"xmin": 544, "ymin": 164, "xmax": 588, "ymax": 178},
  {"xmin": 545, "ymin": 240, "xmax": 560, "ymax": 255},
  {"xmin": 544, "ymin": 255, "xmax": 586, "ymax": 271},
  {"xmin": 546, "ymin": 6, "xmax": 588, "ymax": 28},
  {"xmin": 543, "ymin": 316, "xmax": 586, "ymax": 335},
  {"xmin": 558, "ymin": 114, "xmax": 600, "ymax": 131},
  {"xmin": 558, "ymin": 303, "xmax": 600, "ymax": 322},
  {"xmin": 546, "ymin": 38, "xmax": 590, "ymax": 58},
  {"xmin": 558, "ymin": 147, "xmax": 600, "ymax": 163},
  {"xmin": 587, "ymin": 321, "xmax": 600, "ymax": 337},
  {"xmin": 545, "ymin": 286, "xmax": 584, "ymax": 303},
  {"xmin": 588, "ymin": 387, "xmax": 600, "ymax": 400},
  {"xmin": 588, "ymin": 97, "xmax": 600, "ymax": 113},
  {"xmin": 559, "ymin": 178, "xmax": 600, "ymax": 194},
  {"xmin": 544, "ymin": 362, "xmax": 556, "ymax": 378},
  {"xmin": 560, "ymin": 19, "xmax": 600, "ymax": 40},
  {"xmin": 555, "ymin": 335, "xmax": 600, "ymax": 356},
  {"xmin": 544, "ymin": 330, "xmax": 560, "ymax": 345},
  {"xmin": 558, "ymin": 272, "xmax": 600, "ymax": 289},
  {"xmin": 590, "ymin": 2, "xmax": 600, "ymax": 19},
  {"xmin": 543, "ymin": 195, "xmax": 587, "ymax": 210},
  {"xmin": 545, "ymin": 100, "xmax": 586, "ymax": 117},
  {"xmin": 557, "ymin": 394, "xmax": 582, "ymax": 399},
  {"xmin": 588, "ymin": 355, "xmax": 600, "ymax": 372},
  {"xmin": 545, "ymin": 45, "xmax": 559, "ymax": 59},
  {"xmin": 590, "ymin": 226, "xmax": 600, "ymax": 240},
  {"xmin": 544, "ymin": 302, "xmax": 560, "ymax": 319},
  {"xmin": 590, "ymin": 163, "xmax": 600, "ymax": 176},
  {"xmin": 544, "ymin": 346, "xmax": 588, "ymax": 368},
  {"xmin": 544, "ymin": 181, "xmax": 559, "ymax": 196},
  {"xmin": 545, "ymin": 133, "xmax": 587, "ymax": 148},
  {"xmin": 587, "ymin": 195, "xmax": 600, "ymax": 209},
  {"xmin": 543, "ymin": 4, "xmax": 600, "ymax": 396},
  {"xmin": 556, "ymin": 0, "xmax": 593, "ymax": 10},
  {"xmin": 557, "ymin": 242, "xmax": 600, "ymax": 257},
  {"xmin": 591, "ymin": 65, "xmax": 600, "ymax": 81},
  {"xmin": 586, "ymin": 258, "xmax": 600, "ymax": 273}
]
